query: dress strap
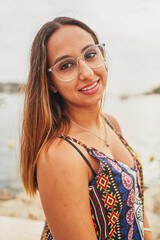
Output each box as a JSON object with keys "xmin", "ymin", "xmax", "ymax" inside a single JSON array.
[
  {"xmin": 103, "ymin": 115, "xmax": 120, "ymax": 135},
  {"xmin": 60, "ymin": 136, "xmax": 97, "ymax": 178},
  {"xmin": 103, "ymin": 114, "xmax": 137, "ymax": 164},
  {"xmin": 103, "ymin": 115, "xmax": 128, "ymax": 144}
]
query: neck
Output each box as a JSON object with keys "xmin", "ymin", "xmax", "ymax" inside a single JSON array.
[
  {"xmin": 63, "ymin": 102, "xmax": 109, "ymax": 147},
  {"xmin": 64, "ymin": 102, "xmax": 102, "ymax": 129}
]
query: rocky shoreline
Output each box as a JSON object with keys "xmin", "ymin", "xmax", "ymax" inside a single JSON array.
[
  {"xmin": 0, "ymin": 190, "xmax": 45, "ymax": 221},
  {"xmin": 0, "ymin": 186, "xmax": 160, "ymax": 239},
  {"xmin": 0, "ymin": 190, "xmax": 45, "ymax": 240},
  {"xmin": 0, "ymin": 82, "xmax": 25, "ymax": 93}
]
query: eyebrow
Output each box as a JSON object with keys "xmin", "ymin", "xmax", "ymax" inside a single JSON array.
[{"xmin": 54, "ymin": 44, "xmax": 94, "ymax": 65}]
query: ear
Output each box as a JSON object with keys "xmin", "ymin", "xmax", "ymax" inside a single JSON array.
[
  {"xmin": 50, "ymin": 84, "xmax": 58, "ymax": 93},
  {"xmin": 47, "ymin": 73, "xmax": 58, "ymax": 93}
]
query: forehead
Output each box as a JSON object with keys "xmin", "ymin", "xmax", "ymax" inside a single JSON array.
[{"xmin": 47, "ymin": 25, "xmax": 95, "ymax": 59}]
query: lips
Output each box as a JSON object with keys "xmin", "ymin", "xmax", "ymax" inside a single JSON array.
[
  {"xmin": 79, "ymin": 80, "xmax": 99, "ymax": 91},
  {"xmin": 78, "ymin": 80, "xmax": 100, "ymax": 95}
]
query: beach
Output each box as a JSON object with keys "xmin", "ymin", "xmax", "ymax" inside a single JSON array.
[
  {"xmin": 0, "ymin": 191, "xmax": 45, "ymax": 240},
  {"xmin": 0, "ymin": 216, "xmax": 44, "ymax": 240}
]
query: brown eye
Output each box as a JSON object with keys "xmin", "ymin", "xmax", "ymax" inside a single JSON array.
[
  {"xmin": 84, "ymin": 51, "xmax": 97, "ymax": 60},
  {"xmin": 57, "ymin": 59, "xmax": 76, "ymax": 71},
  {"xmin": 60, "ymin": 62, "xmax": 73, "ymax": 70}
]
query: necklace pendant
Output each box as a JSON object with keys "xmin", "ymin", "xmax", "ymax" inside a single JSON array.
[{"xmin": 106, "ymin": 141, "xmax": 110, "ymax": 147}]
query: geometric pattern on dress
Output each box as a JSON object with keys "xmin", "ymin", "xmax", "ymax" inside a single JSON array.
[
  {"xmin": 98, "ymin": 175, "xmax": 109, "ymax": 190},
  {"xmin": 85, "ymin": 131, "xmax": 143, "ymax": 240},
  {"xmin": 105, "ymin": 193, "xmax": 116, "ymax": 208},
  {"xmin": 134, "ymin": 183, "xmax": 144, "ymax": 239},
  {"xmin": 90, "ymin": 161, "xmax": 122, "ymax": 240},
  {"xmin": 90, "ymin": 204, "xmax": 99, "ymax": 237},
  {"xmin": 109, "ymin": 211, "xmax": 118, "ymax": 225},
  {"xmin": 90, "ymin": 186, "xmax": 108, "ymax": 240},
  {"xmin": 122, "ymin": 172, "xmax": 133, "ymax": 190}
]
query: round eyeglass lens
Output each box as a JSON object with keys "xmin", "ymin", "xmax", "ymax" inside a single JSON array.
[
  {"xmin": 54, "ymin": 58, "xmax": 78, "ymax": 81},
  {"xmin": 83, "ymin": 45, "xmax": 104, "ymax": 69}
]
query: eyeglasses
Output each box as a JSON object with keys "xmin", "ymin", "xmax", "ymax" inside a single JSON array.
[{"xmin": 48, "ymin": 43, "xmax": 106, "ymax": 82}]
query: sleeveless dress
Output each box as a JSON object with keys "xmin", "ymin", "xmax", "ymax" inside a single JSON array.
[{"xmin": 41, "ymin": 117, "xmax": 144, "ymax": 240}]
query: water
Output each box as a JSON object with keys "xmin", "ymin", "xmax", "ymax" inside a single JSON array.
[
  {"xmin": 0, "ymin": 93, "xmax": 160, "ymax": 192},
  {"xmin": 0, "ymin": 93, "xmax": 23, "ymax": 191}
]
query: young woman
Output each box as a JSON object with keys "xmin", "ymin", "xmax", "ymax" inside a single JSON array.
[{"xmin": 20, "ymin": 17, "xmax": 153, "ymax": 240}]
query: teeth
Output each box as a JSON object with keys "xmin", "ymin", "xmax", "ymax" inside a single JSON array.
[{"xmin": 81, "ymin": 81, "xmax": 98, "ymax": 91}]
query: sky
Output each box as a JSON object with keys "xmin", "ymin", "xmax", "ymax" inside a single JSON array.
[{"xmin": 0, "ymin": 0, "xmax": 160, "ymax": 94}]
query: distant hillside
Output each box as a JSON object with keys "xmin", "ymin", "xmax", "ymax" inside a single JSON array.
[
  {"xmin": 0, "ymin": 82, "xmax": 25, "ymax": 93},
  {"xmin": 119, "ymin": 85, "xmax": 160, "ymax": 100},
  {"xmin": 145, "ymin": 86, "xmax": 160, "ymax": 95}
]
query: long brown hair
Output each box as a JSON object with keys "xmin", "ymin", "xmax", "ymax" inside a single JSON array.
[{"xmin": 20, "ymin": 17, "xmax": 99, "ymax": 196}]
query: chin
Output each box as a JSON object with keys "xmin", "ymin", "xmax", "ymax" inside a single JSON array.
[{"xmin": 85, "ymin": 95, "xmax": 103, "ymax": 106}]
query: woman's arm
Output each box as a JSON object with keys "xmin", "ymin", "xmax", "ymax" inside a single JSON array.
[
  {"xmin": 144, "ymin": 210, "xmax": 154, "ymax": 240},
  {"xmin": 37, "ymin": 139, "xmax": 97, "ymax": 240}
]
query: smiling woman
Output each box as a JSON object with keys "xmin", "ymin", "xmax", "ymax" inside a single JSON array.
[{"xmin": 20, "ymin": 17, "xmax": 153, "ymax": 240}]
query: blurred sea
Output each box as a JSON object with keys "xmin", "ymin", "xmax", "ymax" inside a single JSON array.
[
  {"xmin": 0, "ymin": 92, "xmax": 160, "ymax": 193},
  {"xmin": 0, "ymin": 93, "xmax": 23, "ymax": 192}
]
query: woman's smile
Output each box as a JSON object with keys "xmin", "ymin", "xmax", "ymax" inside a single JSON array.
[{"xmin": 78, "ymin": 79, "xmax": 100, "ymax": 95}]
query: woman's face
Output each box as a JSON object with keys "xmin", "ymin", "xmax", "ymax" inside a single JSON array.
[{"xmin": 47, "ymin": 25, "xmax": 107, "ymax": 109}]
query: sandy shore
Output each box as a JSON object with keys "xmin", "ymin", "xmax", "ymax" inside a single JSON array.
[
  {"xmin": 0, "ymin": 190, "xmax": 45, "ymax": 220},
  {"xmin": 0, "ymin": 190, "xmax": 45, "ymax": 239},
  {"xmin": 0, "ymin": 216, "xmax": 44, "ymax": 240},
  {"xmin": 0, "ymin": 186, "xmax": 160, "ymax": 239}
]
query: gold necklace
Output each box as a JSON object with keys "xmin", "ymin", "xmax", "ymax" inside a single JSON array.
[{"xmin": 70, "ymin": 119, "xmax": 110, "ymax": 147}]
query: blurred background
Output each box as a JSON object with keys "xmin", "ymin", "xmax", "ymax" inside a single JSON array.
[{"xmin": 0, "ymin": 0, "xmax": 160, "ymax": 239}]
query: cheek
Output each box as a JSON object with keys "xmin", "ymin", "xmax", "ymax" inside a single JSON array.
[
  {"xmin": 99, "ymin": 67, "xmax": 108, "ymax": 88},
  {"xmin": 53, "ymin": 79, "xmax": 75, "ymax": 98},
  {"xmin": 51, "ymin": 75, "xmax": 67, "ymax": 92}
]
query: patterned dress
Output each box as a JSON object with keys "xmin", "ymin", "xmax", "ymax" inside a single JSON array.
[{"xmin": 41, "ymin": 117, "xmax": 144, "ymax": 240}]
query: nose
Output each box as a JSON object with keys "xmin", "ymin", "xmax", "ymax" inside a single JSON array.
[{"xmin": 78, "ymin": 58, "xmax": 94, "ymax": 81}]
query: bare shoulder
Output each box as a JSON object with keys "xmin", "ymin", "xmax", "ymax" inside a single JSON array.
[
  {"xmin": 104, "ymin": 113, "xmax": 122, "ymax": 134},
  {"xmin": 37, "ymin": 137, "xmax": 89, "ymax": 185}
]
